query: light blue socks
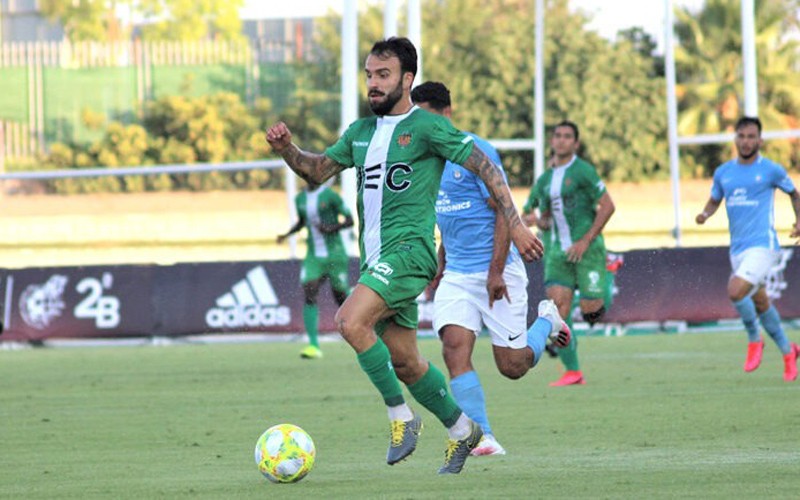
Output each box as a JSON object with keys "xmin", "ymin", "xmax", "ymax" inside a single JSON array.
[
  {"xmin": 450, "ymin": 371, "xmax": 492, "ymax": 436},
  {"xmin": 526, "ymin": 317, "xmax": 552, "ymax": 366},
  {"xmin": 759, "ymin": 305, "xmax": 791, "ymax": 354},
  {"xmin": 733, "ymin": 297, "xmax": 761, "ymax": 343}
]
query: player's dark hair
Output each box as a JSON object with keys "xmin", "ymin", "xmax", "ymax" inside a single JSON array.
[
  {"xmin": 370, "ymin": 37, "xmax": 417, "ymax": 77},
  {"xmin": 735, "ymin": 116, "xmax": 762, "ymax": 134},
  {"xmin": 554, "ymin": 120, "xmax": 580, "ymax": 141},
  {"xmin": 410, "ymin": 81, "xmax": 451, "ymax": 110}
]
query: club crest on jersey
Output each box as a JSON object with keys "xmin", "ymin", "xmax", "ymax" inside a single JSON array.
[
  {"xmin": 453, "ymin": 169, "xmax": 462, "ymax": 180},
  {"xmin": 397, "ymin": 132, "xmax": 412, "ymax": 147}
]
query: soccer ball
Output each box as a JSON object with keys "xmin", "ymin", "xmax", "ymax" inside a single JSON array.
[{"xmin": 254, "ymin": 423, "xmax": 316, "ymax": 483}]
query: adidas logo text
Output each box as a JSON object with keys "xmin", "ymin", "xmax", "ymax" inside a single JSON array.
[{"xmin": 205, "ymin": 266, "xmax": 291, "ymax": 328}]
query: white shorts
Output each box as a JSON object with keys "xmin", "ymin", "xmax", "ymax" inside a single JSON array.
[
  {"xmin": 730, "ymin": 247, "xmax": 781, "ymax": 287},
  {"xmin": 433, "ymin": 258, "xmax": 529, "ymax": 348}
]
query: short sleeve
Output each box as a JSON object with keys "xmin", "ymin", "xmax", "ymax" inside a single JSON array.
[
  {"xmin": 324, "ymin": 123, "xmax": 356, "ymax": 168},
  {"xmin": 710, "ymin": 167, "xmax": 724, "ymax": 201},
  {"xmin": 581, "ymin": 163, "xmax": 607, "ymax": 203},
  {"xmin": 524, "ymin": 176, "xmax": 547, "ymax": 213},
  {"xmin": 427, "ymin": 115, "xmax": 475, "ymax": 166},
  {"xmin": 772, "ymin": 163, "xmax": 796, "ymax": 194}
]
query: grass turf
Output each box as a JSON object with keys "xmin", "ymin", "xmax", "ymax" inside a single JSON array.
[{"xmin": 1, "ymin": 331, "xmax": 799, "ymax": 499}]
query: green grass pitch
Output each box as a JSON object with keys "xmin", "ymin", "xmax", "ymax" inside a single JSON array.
[{"xmin": 2, "ymin": 331, "xmax": 799, "ymax": 499}]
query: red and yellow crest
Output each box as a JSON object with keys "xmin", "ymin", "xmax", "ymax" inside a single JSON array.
[{"xmin": 397, "ymin": 132, "xmax": 412, "ymax": 147}]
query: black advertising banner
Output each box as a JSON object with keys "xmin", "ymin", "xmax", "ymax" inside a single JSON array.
[
  {"xmin": 1, "ymin": 265, "xmax": 155, "ymax": 342},
  {"xmin": 152, "ymin": 261, "xmax": 302, "ymax": 335},
  {"xmin": 521, "ymin": 246, "xmax": 799, "ymax": 324},
  {"xmin": 150, "ymin": 260, "xmax": 361, "ymax": 336},
  {"xmin": 0, "ymin": 248, "xmax": 797, "ymax": 343}
]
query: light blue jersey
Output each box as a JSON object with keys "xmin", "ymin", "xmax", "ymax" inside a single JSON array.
[
  {"xmin": 436, "ymin": 134, "xmax": 519, "ymax": 273},
  {"xmin": 711, "ymin": 156, "xmax": 796, "ymax": 256}
]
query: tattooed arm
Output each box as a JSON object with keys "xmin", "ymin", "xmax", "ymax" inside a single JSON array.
[
  {"xmin": 266, "ymin": 121, "xmax": 348, "ymax": 184},
  {"xmin": 461, "ymin": 147, "xmax": 544, "ymax": 261},
  {"xmin": 487, "ymin": 197, "xmax": 511, "ymax": 308}
]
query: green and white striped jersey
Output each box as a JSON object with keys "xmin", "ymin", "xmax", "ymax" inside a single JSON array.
[
  {"xmin": 325, "ymin": 106, "xmax": 474, "ymax": 269},
  {"xmin": 295, "ymin": 185, "xmax": 350, "ymax": 259},
  {"xmin": 525, "ymin": 155, "xmax": 607, "ymax": 252}
]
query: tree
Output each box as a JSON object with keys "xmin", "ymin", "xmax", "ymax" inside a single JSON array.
[
  {"xmin": 40, "ymin": 0, "xmax": 245, "ymax": 42},
  {"xmin": 540, "ymin": 0, "xmax": 668, "ymax": 181},
  {"xmin": 313, "ymin": 0, "xmax": 668, "ymax": 183},
  {"xmin": 41, "ymin": 91, "xmax": 275, "ymax": 193},
  {"xmin": 40, "ymin": 0, "xmax": 122, "ymax": 42},
  {"xmin": 137, "ymin": 0, "xmax": 244, "ymax": 41},
  {"xmin": 674, "ymin": 0, "xmax": 800, "ymax": 176},
  {"xmin": 617, "ymin": 27, "xmax": 664, "ymax": 78}
]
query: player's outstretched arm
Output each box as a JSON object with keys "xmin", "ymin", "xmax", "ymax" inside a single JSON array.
[
  {"xmin": 266, "ymin": 122, "xmax": 347, "ymax": 185},
  {"xmin": 695, "ymin": 197, "xmax": 721, "ymax": 225},
  {"xmin": 462, "ymin": 147, "xmax": 543, "ymax": 261},
  {"xmin": 319, "ymin": 215, "xmax": 354, "ymax": 234},
  {"xmin": 277, "ymin": 217, "xmax": 305, "ymax": 244}
]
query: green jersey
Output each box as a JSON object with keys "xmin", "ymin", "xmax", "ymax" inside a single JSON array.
[
  {"xmin": 296, "ymin": 185, "xmax": 351, "ymax": 259},
  {"xmin": 525, "ymin": 156, "xmax": 607, "ymax": 253},
  {"xmin": 325, "ymin": 107, "xmax": 475, "ymax": 270}
]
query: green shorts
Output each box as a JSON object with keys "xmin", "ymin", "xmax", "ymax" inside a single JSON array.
[
  {"xmin": 544, "ymin": 241, "xmax": 607, "ymax": 300},
  {"xmin": 358, "ymin": 241, "xmax": 436, "ymax": 335},
  {"xmin": 571, "ymin": 270, "xmax": 616, "ymax": 309},
  {"xmin": 300, "ymin": 254, "xmax": 350, "ymax": 293}
]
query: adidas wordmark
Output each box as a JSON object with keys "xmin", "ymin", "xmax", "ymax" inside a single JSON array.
[{"xmin": 205, "ymin": 266, "xmax": 291, "ymax": 328}]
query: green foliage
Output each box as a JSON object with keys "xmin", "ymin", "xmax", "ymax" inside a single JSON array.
[
  {"xmin": 39, "ymin": 0, "xmax": 244, "ymax": 43},
  {"xmin": 617, "ymin": 27, "xmax": 664, "ymax": 78},
  {"xmin": 423, "ymin": 0, "xmax": 537, "ymax": 184},
  {"xmin": 39, "ymin": 91, "xmax": 279, "ymax": 193},
  {"xmin": 146, "ymin": 95, "xmax": 226, "ymax": 163},
  {"xmin": 27, "ymin": 0, "xmax": 800, "ymax": 191},
  {"xmin": 316, "ymin": 0, "xmax": 668, "ymax": 184},
  {"xmin": 675, "ymin": 0, "xmax": 800, "ymax": 176},
  {"xmin": 137, "ymin": 0, "xmax": 244, "ymax": 41},
  {"xmin": 270, "ymin": 66, "xmax": 341, "ymax": 156},
  {"xmin": 539, "ymin": 0, "xmax": 668, "ymax": 181},
  {"xmin": 39, "ymin": 0, "xmax": 112, "ymax": 42}
]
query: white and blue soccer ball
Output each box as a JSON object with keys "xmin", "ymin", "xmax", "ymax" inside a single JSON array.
[{"xmin": 254, "ymin": 423, "xmax": 316, "ymax": 483}]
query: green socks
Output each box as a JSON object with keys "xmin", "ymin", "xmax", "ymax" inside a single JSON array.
[
  {"xmin": 408, "ymin": 362, "xmax": 462, "ymax": 428},
  {"xmin": 357, "ymin": 339, "xmax": 405, "ymax": 407},
  {"xmin": 358, "ymin": 342, "xmax": 462, "ymax": 427},
  {"xmin": 558, "ymin": 316, "xmax": 580, "ymax": 371},
  {"xmin": 303, "ymin": 304, "xmax": 319, "ymax": 348}
]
